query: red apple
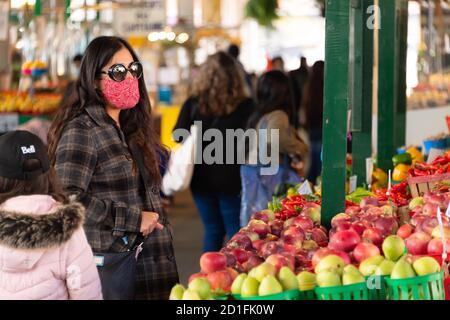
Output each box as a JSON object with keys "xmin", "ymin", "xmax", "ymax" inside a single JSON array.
[
  {"xmin": 362, "ymin": 227, "xmax": 384, "ymax": 247},
  {"xmin": 207, "ymin": 270, "xmax": 233, "ymax": 293},
  {"xmin": 350, "ymin": 222, "xmax": 367, "ymax": 236},
  {"xmin": 405, "ymin": 232, "xmax": 432, "ymax": 255},
  {"xmin": 410, "ymin": 214, "xmax": 426, "ymax": 227},
  {"xmin": 374, "ymin": 216, "xmax": 398, "ymax": 236},
  {"xmin": 248, "ymin": 220, "xmax": 271, "ymax": 239},
  {"xmin": 422, "ymin": 202, "xmax": 439, "ymax": 216},
  {"xmin": 352, "ymin": 242, "xmax": 381, "ymax": 263},
  {"xmin": 259, "ymin": 241, "xmax": 284, "ymax": 259},
  {"xmin": 252, "ymin": 239, "xmax": 265, "ymax": 252},
  {"xmin": 200, "ymin": 252, "xmax": 227, "ymax": 273},
  {"xmin": 397, "ymin": 224, "xmax": 414, "ymax": 239},
  {"xmin": 188, "ymin": 272, "xmax": 207, "ymax": 284},
  {"xmin": 268, "ymin": 220, "xmax": 284, "ymax": 237},
  {"xmin": 329, "ymin": 229, "xmax": 361, "ymax": 252},
  {"xmin": 239, "ymin": 230, "xmax": 260, "ymax": 242},
  {"xmin": 360, "ymin": 197, "xmax": 380, "ymax": 207},
  {"xmin": 241, "ymin": 255, "xmax": 264, "ymax": 272},
  {"xmin": 416, "ymin": 217, "xmax": 439, "ymax": 235},
  {"xmin": 227, "ymin": 267, "xmax": 239, "ymax": 280},
  {"xmin": 309, "ymin": 228, "xmax": 329, "ymax": 245},
  {"xmin": 345, "ymin": 206, "xmax": 361, "ymax": 215},
  {"xmin": 291, "ymin": 216, "xmax": 314, "ymax": 231},
  {"xmin": 282, "ymin": 226, "xmax": 306, "ymax": 242},
  {"xmin": 227, "ymin": 234, "xmax": 253, "ymax": 251},
  {"xmin": 427, "ymin": 238, "xmax": 450, "ymax": 255},
  {"xmin": 331, "ymin": 213, "xmax": 352, "ymax": 229},
  {"xmin": 266, "ymin": 253, "xmax": 295, "ymax": 272},
  {"xmin": 228, "ymin": 248, "xmax": 253, "ymax": 264},
  {"xmin": 330, "ymin": 250, "xmax": 352, "ymax": 265},
  {"xmin": 219, "ymin": 249, "xmax": 237, "ymax": 267}
]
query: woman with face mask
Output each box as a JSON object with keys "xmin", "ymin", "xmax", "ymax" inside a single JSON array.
[{"xmin": 48, "ymin": 36, "xmax": 179, "ymax": 300}]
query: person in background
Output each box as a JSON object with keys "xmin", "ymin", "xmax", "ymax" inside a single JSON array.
[
  {"xmin": 271, "ymin": 56, "xmax": 285, "ymax": 72},
  {"xmin": 227, "ymin": 43, "xmax": 253, "ymax": 95},
  {"xmin": 289, "ymin": 56, "xmax": 310, "ymax": 125},
  {"xmin": 241, "ymin": 71, "xmax": 309, "ymax": 226},
  {"xmin": 173, "ymin": 51, "xmax": 255, "ymax": 252},
  {"xmin": 48, "ymin": 36, "xmax": 179, "ymax": 300},
  {"xmin": 302, "ymin": 60, "xmax": 324, "ymax": 184},
  {"xmin": 0, "ymin": 131, "xmax": 102, "ymax": 300}
]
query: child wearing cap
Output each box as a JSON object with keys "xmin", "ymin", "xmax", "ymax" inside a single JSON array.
[{"xmin": 0, "ymin": 130, "xmax": 102, "ymax": 300}]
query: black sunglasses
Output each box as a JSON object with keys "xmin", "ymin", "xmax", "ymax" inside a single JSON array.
[{"xmin": 100, "ymin": 62, "xmax": 143, "ymax": 82}]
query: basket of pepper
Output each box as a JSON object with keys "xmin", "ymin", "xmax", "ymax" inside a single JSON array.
[{"xmin": 407, "ymin": 153, "xmax": 450, "ymax": 198}]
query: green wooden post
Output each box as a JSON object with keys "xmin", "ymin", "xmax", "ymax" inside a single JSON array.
[
  {"xmin": 321, "ymin": 0, "xmax": 350, "ymax": 229},
  {"xmin": 351, "ymin": 0, "xmax": 374, "ymax": 186},
  {"xmin": 395, "ymin": 0, "xmax": 408, "ymax": 149},
  {"xmin": 34, "ymin": 0, "xmax": 42, "ymax": 16},
  {"xmin": 377, "ymin": 0, "xmax": 398, "ymax": 171},
  {"xmin": 64, "ymin": 0, "xmax": 71, "ymax": 21}
]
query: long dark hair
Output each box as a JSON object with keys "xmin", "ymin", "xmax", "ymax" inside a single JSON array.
[
  {"xmin": 247, "ymin": 70, "xmax": 297, "ymax": 129},
  {"xmin": 303, "ymin": 60, "xmax": 324, "ymax": 130},
  {"xmin": 48, "ymin": 36, "xmax": 162, "ymax": 184},
  {"xmin": 0, "ymin": 159, "xmax": 67, "ymax": 205},
  {"xmin": 190, "ymin": 51, "xmax": 247, "ymax": 117}
]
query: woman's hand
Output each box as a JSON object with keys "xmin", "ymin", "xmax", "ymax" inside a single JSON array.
[
  {"xmin": 291, "ymin": 160, "xmax": 305, "ymax": 177},
  {"xmin": 140, "ymin": 211, "xmax": 164, "ymax": 237}
]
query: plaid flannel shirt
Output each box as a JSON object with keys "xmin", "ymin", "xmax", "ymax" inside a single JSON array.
[{"xmin": 55, "ymin": 104, "xmax": 165, "ymax": 253}]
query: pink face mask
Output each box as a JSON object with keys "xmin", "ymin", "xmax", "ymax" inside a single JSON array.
[{"xmin": 101, "ymin": 77, "xmax": 140, "ymax": 110}]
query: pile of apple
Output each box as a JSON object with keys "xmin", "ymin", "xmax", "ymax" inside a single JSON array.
[{"xmin": 398, "ymin": 191, "xmax": 450, "ymax": 257}]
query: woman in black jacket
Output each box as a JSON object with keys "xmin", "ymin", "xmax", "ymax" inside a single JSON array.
[
  {"xmin": 173, "ymin": 51, "xmax": 254, "ymax": 252},
  {"xmin": 48, "ymin": 36, "xmax": 179, "ymax": 300}
]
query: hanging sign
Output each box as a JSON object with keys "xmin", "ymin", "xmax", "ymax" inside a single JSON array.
[
  {"xmin": 0, "ymin": 2, "xmax": 8, "ymax": 41},
  {"xmin": 113, "ymin": 1, "xmax": 166, "ymax": 37}
]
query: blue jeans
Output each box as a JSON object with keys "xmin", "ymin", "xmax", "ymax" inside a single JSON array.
[{"xmin": 192, "ymin": 191, "xmax": 241, "ymax": 252}]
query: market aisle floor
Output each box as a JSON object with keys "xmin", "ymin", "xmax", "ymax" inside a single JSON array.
[{"xmin": 168, "ymin": 190, "xmax": 203, "ymax": 284}]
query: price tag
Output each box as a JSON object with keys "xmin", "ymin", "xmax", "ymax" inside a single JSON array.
[
  {"xmin": 366, "ymin": 158, "xmax": 374, "ymax": 186},
  {"xmin": 349, "ymin": 175, "xmax": 357, "ymax": 193},
  {"xmin": 298, "ymin": 180, "xmax": 313, "ymax": 195},
  {"xmin": 0, "ymin": 114, "xmax": 19, "ymax": 132},
  {"xmin": 427, "ymin": 148, "xmax": 444, "ymax": 164},
  {"xmin": 437, "ymin": 207, "xmax": 447, "ymax": 261},
  {"xmin": 387, "ymin": 169, "xmax": 392, "ymax": 196}
]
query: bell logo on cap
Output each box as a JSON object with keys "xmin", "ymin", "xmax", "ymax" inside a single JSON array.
[{"xmin": 21, "ymin": 145, "xmax": 36, "ymax": 154}]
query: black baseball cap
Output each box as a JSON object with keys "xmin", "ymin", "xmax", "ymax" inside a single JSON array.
[{"xmin": 0, "ymin": 130, "xmax": 50, "ymax": 180}]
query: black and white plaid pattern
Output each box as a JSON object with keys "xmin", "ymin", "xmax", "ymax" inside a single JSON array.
[{"xmin": 55, "ymin": 104, "xmax": 178, "ymax": 299}]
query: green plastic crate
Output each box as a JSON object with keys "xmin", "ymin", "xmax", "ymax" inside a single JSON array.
[
  {"xmin": 385, "ymin": 272, "xmax": 444, "ymax": 300},
  {"xmin": 315, "ymin": 282, "xmax": 369, "ymax": 300},
  {"xmin": 365, "ymin": 275, "xmax": 389, "ymax": 300},
  {"xmin": 233, "ymin": 289, "xmax": 300, "ymax": 300},
  {"xmin": 298, "ymin": 289, "xmax": 317, "ymax": 300}
]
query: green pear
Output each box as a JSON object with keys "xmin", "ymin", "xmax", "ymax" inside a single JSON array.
[
  {"xmin": 241, "ymin": 276, "xmax": 260, "ymax": 298},
  {"xmin": 297, "ymin": 271, "xmax": 317, "ymax": 291},
  {"xmin": 314, "ymin": 255, "xmax": 346, "ymax": 275},
  {"xmin": 391, "ymin": 260, "xmax": 416, "ymax": 279},
  {"xmin": 258, "ymin": 275, "xmax": 283, "ymax": 296},
  {"xmin": 343, "ymin": 269, "xmax": 365, "ymax": 285},
  {"xmin": 359, "ymin": 255, "xmax": 385, "ymax": 276},
  {"xmin": 188, "ymin": 278, "xmax": 211, "ymax": 300},
  {"xmin": 413, "ymin": 257, "xmax": 441, "ymax": 276},
  {"xmin": 278, "ymin": 266, "xmax": 298, "ymax": 291},
  {"xmin": 382, "ymin": 235, "xmax": 406, "ymax": 261},
  {"xmin": 316, "ymin": 270, "xmax": 341, "ymax": 288},
  {"xmin": 252, "ymin": 262, "xmax": 277, "ymax": 282},
  {"xmin": 375, "ymin": 260, "xmax": 396, "ymax": 276},
  {"xmin": 169, "ymin": 284, "xmax": 185, "ymax": 300},
  {"xmin": 182, "ymin": 289, "xmax": 201, "ymax": 300},
  {"xmin": 231, "ymin": 273, "xmax": 247, "ymax": 295}
]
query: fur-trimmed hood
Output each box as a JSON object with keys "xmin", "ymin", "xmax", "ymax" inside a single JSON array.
[{"xmin": 0, "ymin": 195, "xmax": 85, "ymax": 250}]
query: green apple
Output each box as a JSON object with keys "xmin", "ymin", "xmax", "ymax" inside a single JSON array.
[
  {"xmin": 431, "ymin": 226, "xmax": 450, "ymax": 239},
  {"xmin": 412, "ymin": 257, "xmax": 441, "ymax": 276},
  {"xmin": 297, "ymin": 271, "xmax": 317, "ymax": 291},
  {"xmin": 409, "ymin": 197, "xmax": 424, "ymax": 210},
  {"xmin": 169, "ymin": 284, "xmax": 185, "ymax": 300},
  {"xmin": 390, "ymin": 260, "xmax": 416, "ymax": 279},
  {"xmin": 375, "ymin": 260, "xmax": 396, "ymax": 276},
  {"xmin": 278, "ymin": 266, "xmax": 298, "ymax": 291},
  {"xmin": 382, "ymin": 205, "xmax": 395, "ymax": 216},
  {"xmin": 343, "ymin": 264, "xmax": 360, "ymax": 275},
  {"xmin": 231, "ymin": 273, "xmax": 247, "ymax": 295},
  {"xmin": 259, "ymin": 275, "xmax": 283, "ymax": 296},
  {"xmin": 316, "ymin": 270, "xmax": 342, "ymax": 288},
  {"xmin": 382, "ymin": 235, "xmax": 406, "ymax": 261},
  {"xmin": 359, "ymin": 255, "xmax": 385, "ymax": 276},
  {"xmin": 188, "ymin": 278, "xmax": 211, "ymax": 300},
  {"xmin": 343, "ymin": 270, "xmax": 365, "ymax": 285},
  {"xmin": 252, "ymin": 262, "xmax": 277, "ymax": 282},
  {"xmin": 241, "ymin": 276, "xmax": 260, "ymax": 298},
  {"xmin": 182, "ymin": 289, "xmax": 201, "ymax": 300},
  {"xmin": 314, "ymin": 255, "xmax": 346, "ymax": 275}
]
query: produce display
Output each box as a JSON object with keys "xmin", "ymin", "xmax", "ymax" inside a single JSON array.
[
  {"xmin": 408, "ymin": 151, "xmax": 450, "ymax": 177},
  {"xmin": 0, "ymin": 91, "xmax": 60, "ymax": 114}
]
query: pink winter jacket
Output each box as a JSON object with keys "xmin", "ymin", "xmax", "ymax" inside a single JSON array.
[{"xmin": 0, "ymin": 195, "xmax": 103, "ymax": 300}]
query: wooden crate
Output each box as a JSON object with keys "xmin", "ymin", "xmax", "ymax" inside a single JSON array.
[{"xmin": 408, "ymin": 173, "xmax": 450, "ymax": 198}]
